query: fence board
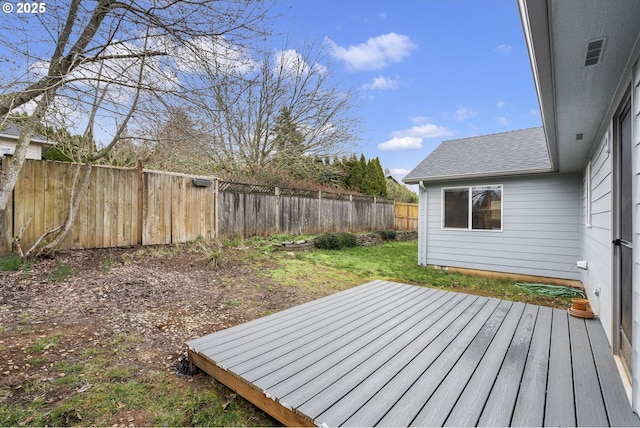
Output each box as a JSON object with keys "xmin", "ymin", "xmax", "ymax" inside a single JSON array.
[{"xmin": 143, "ymin": 171, "xmax": 171, "ymax": 245}]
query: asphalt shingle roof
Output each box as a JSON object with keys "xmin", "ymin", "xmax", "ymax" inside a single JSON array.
[
  {"xmin": 0, "ymin": 122, "xmax": 50, "ymax": 143},
  {"xmin": 403, "ymin": 127, "xmax": 552, "ymax": 183}
]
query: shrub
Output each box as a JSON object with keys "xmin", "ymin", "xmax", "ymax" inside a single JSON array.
[
  {"xmin": 378, "ymin": 230, "xmax": 397, "ymax": 241},
  {"xmin": 314, "ymin": 232, "xmax": 358, "ymax": 250}
]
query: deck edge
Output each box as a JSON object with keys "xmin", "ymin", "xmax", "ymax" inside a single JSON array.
[{"xmin": 187, "ymin": 349, "xmax": 316, "ymax": 427}]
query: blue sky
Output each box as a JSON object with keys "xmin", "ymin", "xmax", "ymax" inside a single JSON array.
[{"xmin": 270, "ymin": 0, "xmax": 542, "ymax": 181}]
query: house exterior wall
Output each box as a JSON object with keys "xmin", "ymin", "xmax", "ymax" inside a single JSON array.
[
  {"xmin": 581, "ymin": 127, "xmax": 613, "ymax": 341},
  {"xmin": 420, "ymin": 173, "xmax": 582, "ymax": 280},
  {"xmin": 0, "ymin": 138, "xmax": 43, "ymax": 159},
  {"xmin": 632, "ymin": 60, "xmax": 640, "ymax": 410},
  {"xmin": 580, "ymin": 58, "xmax": 640, "ymax": 410}
]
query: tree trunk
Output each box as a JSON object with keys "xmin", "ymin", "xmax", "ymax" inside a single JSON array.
[{"xmin": 37, "ymin": 161, "xmax": 93, "ymax": 257}]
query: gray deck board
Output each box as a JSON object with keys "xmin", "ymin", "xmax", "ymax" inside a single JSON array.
[
  {"xmin": 476, "ymin": 304, "xmax": 538, "ymax": 427},
  {"xmin": 220, "ymin": 284, "xmax": 425, "ymax": 373},
  {"xmin": 586, "ymin": 320, "xmax": 638, "ymax": 426},
  {"xmin": 410, "ymin": 301, "xmax": 523, "ymax": 427},
  {"xmin": 510, "ymin": 305, "xmax": 552, "ymax": 427},
  {"xmin": 239, "ymin": 287, "xmax": 441, "ymax": 380},
  {"xmin": 284, "ymin": 290, "xmax": 464, "ymax": 413},
  {"xmin": 187, "ymin": 280, "xmax": 640, "ymax": 427},
  {"xmin": 569, "ymin": 315, "xmax": 609, "ymax": 427},
  {"xmin": 545, "ymin": 309, "xmax": 576, "ymax": 427},
  {"xmin": 440, "ymin": 302, "xmax": 527, "ymax": 427},
  {"xmin": 316, "ymin": 293, "xmax": 485, "ymax": 425},
  {"xmin": 247, "ymin": 288, "xmax": 450, "ymax": 387},
  {"xmin": 375, "ymin": 299, "xmax": 511, "ymax": 427}
]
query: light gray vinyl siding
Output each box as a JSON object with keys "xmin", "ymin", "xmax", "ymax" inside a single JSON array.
[
  {"xmin": 581, "ymin": 129, "xmax": 613, "ymax": 338},
  {"xmin": 424, "ymin": 173, "xmax": 581, "ymax": 280},
  {"xmin": 417, "ymin": 185, "xmax": 428, "ymax": 265}
]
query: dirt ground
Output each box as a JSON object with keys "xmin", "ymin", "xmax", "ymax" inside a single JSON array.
[{"xmin": 0, "ymin": 244, "xmax": 334, "ymax": 425}]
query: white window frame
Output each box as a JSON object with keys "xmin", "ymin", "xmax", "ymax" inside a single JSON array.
[{"xmin": 441, "ymin": 185, "xmax": 503, "ymax": 232}]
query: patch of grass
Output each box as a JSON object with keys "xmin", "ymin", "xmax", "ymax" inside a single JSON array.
[
  {"xmin": 0, "ymin": 253, "xmax": 22, "ymax": 271},
  {"xmin": 41, "ymin": 261, "xmax": 74, "ymax": 282},
  {"xmin": 226, "ymin": 299, "xmax": 242, "ymax": 307},
  {"xmin": 26, "ymin": 356, "xmax": 48, "ymax": 367},
  {"xmin": 272, "ymin": 241, "xmax": 572, "ymax": 307},
  {"xmin": 28, "ymin": 333, "xmax": 62, "ymax": 353},
  {"xmin": 102, "ymin": 256, "xmax": 116, "ymax": 273}
]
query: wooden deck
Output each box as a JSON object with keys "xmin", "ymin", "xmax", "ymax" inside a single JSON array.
[{"xmin": 186, "ymin": 280, "xmax": 639, "ymax": 427}]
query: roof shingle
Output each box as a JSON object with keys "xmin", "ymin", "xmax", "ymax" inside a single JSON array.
[{"xmin": 403, "ymin": 127, "xmax": 552, "ymax": 183}]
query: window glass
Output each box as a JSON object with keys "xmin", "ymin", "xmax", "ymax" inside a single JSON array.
[
  {"xmin": 443, "ymin": 188, "xmax": 469, "ymax": 228},
  {"xmin": 471, "ymin": 186, "xmax": 502, "ymax": 230}
]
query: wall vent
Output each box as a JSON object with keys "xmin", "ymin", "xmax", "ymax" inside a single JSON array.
[
  {"xmin": 576, "ymin": 133, "xmax": 584, "ymax": 141},
  {"xmin": 585, "ymin": 38, "xmax": 605, "ymax": 66}
]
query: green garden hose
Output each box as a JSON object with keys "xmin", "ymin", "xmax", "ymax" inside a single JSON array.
[{"xmin": 515, "ymin": 283, "xmax": 585, "ymax": 298}]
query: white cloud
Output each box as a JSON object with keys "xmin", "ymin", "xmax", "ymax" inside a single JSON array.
[
  {"xmin": 379, "ymin": 12, "xmax": 387, "ymax": 21},
  {"xmin": 361, "ymin": 75, "xmax": 401, "ymax": 91},
  {"xmin": 378, "ymin": 136, "xmax": 423, "ymax": 151},
  {"xmin": 496, "ymin": 101, "xmax": 506, "ymax": 109},
  {"xmin": 495, "ymin": 44, "xmax": 513, "ymax": 54},
  {"xmin": 176, "ymin": 36, "xmax": 259, "ymax": 75},
  {"xmin": 454, "ymin": 107, "xmax": 477, "ymax": 122},
  {"xmin": 389, "ymin": 168, "xmax": 409, "ymax": 177},
  {"xmin": 410, "ymin": 115, "xmax": 430, "ymax": 124},
  {"xmin": 274, "ymin": 49, "xmax": 327, "ymax": 78},
  {"xmin": 392, "ymin": 123, "xmax": 455, "ymax": 139},
  {"xmin": 495, "ymin": 116, "xmax": 509, "ymax": 126},
  {"xmin": 325, "ymin": 32, "xmax": 417, "ymax": 71},
  {"xmin": 379, "ymin": 122, "xmax": 455, "ymax": 151}
]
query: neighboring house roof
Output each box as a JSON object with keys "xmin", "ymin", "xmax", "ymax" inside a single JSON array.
[
  {"xmin": 403, "ymin": 127, "xmax": 552, "ymax": 184},
  {"xmin": 0, "ymin": 122, "xmax": 51, "ymax": 145},
  {"xmin": 384, "ymin": 168, "xmax": 400, "ymax": 185}
]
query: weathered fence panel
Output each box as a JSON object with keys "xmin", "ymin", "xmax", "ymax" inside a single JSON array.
[
  {"xmin": 8, "ymin": 160, "xmax": 140, "ymax": 252},
  {"xmin": 279, "ymin": 194, "xmax": 320, "ymax": 235},
  {"xmin": 394, "ymin": 202, "xmax": 419, "ymax": 230},
  {"xmin": 143, "ymin": 171, "xmax": 217, "ymax": 245},
  {"xmin": 216, "ymin": 183, "xmax": 394, "ymax": 238}
]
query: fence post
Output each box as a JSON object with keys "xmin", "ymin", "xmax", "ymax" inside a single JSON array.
[
  {"xmin": 274, "ymin": 186, "xmax": 280, "ymax": 235},
  {"xmin": 137, "ymin": 161, "xmax": 144, "ymax": 245},
  {"xmin": 373, "ymin": 196, "xmax": 377, "ymax": 230},
  {"xmin": 349, "ymin": 194, "xmax": 353, "ymax": 232},
  {"xmin": 318, "ymin": 190, "xmax": 322, "ymax": 232},
  {"xmin": 214, "ymin": 178, "xmax": 219, "ymax": 239}
]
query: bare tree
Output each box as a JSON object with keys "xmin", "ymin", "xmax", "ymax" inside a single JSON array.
[
  {"xmin": 0, "ymin": 0, "xmax": 272, "ymax": 254},
  {"xmin": 203, "ymin": 40, "xmax": 362, "ymax": 176}
]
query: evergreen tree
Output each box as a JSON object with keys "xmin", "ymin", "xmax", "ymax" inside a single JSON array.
[
  {"xmin": 373, "ymin": 157, "xmax": 388, "ymax": 197},
  {"xmin": 273, "ymin": 107, "xmax": 305, "ymax": 160},
  {"xmin": 344, "ymin": 155, "xmax": 364, "ymax": 190}
]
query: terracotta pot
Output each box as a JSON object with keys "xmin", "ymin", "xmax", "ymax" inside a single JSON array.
[{"xmin": 572, "ymin": 298, "xmax": 589, "ymax": 311}]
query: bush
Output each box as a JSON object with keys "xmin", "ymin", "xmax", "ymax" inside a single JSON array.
[
  {"xmin": 314, "ymin": 232, "xmax": 358, "ymax": 250},
  {"xmin": 378, "ymin": 230, "xmax": 397, "ymax": 241}
]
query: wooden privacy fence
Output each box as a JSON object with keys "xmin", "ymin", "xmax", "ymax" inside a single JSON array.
[
  {"xmin": 394, "ymin": 202, "xmax": 418, "ymax": 230},
  {"xmin": 1, "ymin": 159, "xmax": 396, "ymax": 254},
  {"xmin": 218, "ymin": 182, "xmax": 394, "ymax": 238}
]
